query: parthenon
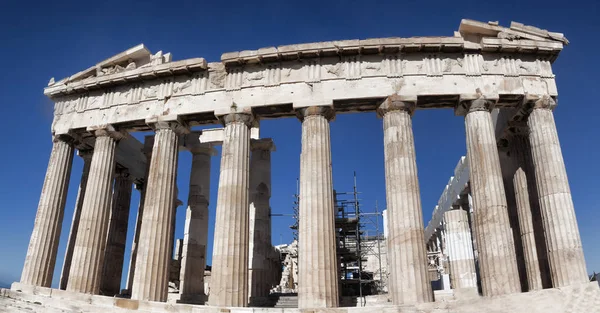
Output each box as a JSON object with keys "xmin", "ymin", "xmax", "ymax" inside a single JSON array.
[{"xmin": 2, "ymin": 19, "xmax": 599, "ymax": 312}]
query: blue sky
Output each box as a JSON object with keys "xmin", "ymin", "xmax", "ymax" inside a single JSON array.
[{"xmin": 0, "ymin": 0, "xmax": 598, "ymax": 289}]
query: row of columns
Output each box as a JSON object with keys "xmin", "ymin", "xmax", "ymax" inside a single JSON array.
[
  {"xmin": 433, "ymin": 94, "xmax": 588, "ymax": 297},
  {"xmin": 20, "ymin": 92, "xmax": 588, "ymax": 308}
]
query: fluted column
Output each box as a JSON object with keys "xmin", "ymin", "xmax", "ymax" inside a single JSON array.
[
  {"xmin": 378, "ymin": 96, "xmax": 432, "ymax": 304},
  {"xmin": 131, "ymin": 120, "xmax": 186, "ymax": 302},
  {"xmin": 209, "ymin": 113, "xmax": 253, "ymax": 307},
  {"xmin": 460, "ymin": 95, "xmax": 520, "ymax": 296},
  {"xmin": 125, "ymin": 136, "xmax": 153, "ymax": 292},
  {"xmin": 444, "ymin": 209, "xmax": 477, "ymax": 290},
  {"xmin": 67, "ymin": 126, "xmax": 122, "ymax": 294},
  {"xmin": 527, "ymin": 96, "xmax": 587, "ymax": 287},
  {"xmin": 179, "ymin": 139, "xmax": 214, "ymax": 303},
  {"xmin": 248, "ymin": 138, "xmax": 275, "ymax": 304},
  {"xmin": 100, "ymin": 168, "xmax": 133, "ymax": 296},
  {"xmin": 21, "ymin": 135, "xmax": 74, "ymax": 287},
  {"xmin": 509, "ymin": 133, "xmax": 544, "ymax": 291},
  {"xmin": 297, "ymin": 106, "xmax": 339, "ymax": 309},
  {"xmin": 59, "ymin": 149, "xmax": 92, "ymax": 290}
]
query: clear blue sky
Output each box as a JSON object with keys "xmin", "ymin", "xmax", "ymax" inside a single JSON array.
[{"xmin": 0, "ymin": 0, "xmax": 598, "ymax": 289}]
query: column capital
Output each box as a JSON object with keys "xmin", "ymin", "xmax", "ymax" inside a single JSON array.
[
  {"xmin": 86, "ymin": 124, "xmax": 126, "ymax": 140},
  {"xmin": 219, "ymin": 112, "xmax": 255, "ymax": 127},
  {"xmin": 532, "ymin": 94, "xmax": 557, "ymax": 111},
  {"xmin": 52, "ymin": 133, "xmax": 76, "ymax": 145},
  {"xmin": 115, "ymin": 167, "xmax": 133, "ymax": 180},
  {"xmin": 146, "ymin": 116, "xmax": 190, "ymax": 135},
  {"xmin": 456, "ymin": 92, "xmax": 498, "ymax": 115},
  {"xmin": 296, "ymin": 106, "xmax": 335, "ymax": 122},
  {"xmin": 251, "ymin": 138, "xmax": 276, "ymax": 152},
  {"xmin": 77, "ymin": 149, "xmax": 94, "ymax": 160},
  {"xmin": 377, "ymin": 95, "xmax": 416, "ymax": 118}
]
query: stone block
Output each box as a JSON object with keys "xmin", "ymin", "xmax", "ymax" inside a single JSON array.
[
  {"xmin": 51, "ymin": 288, "xmax": 92, "ymax": 303},
  {"xmin": 115, "ymin": 298, "xmax": 139, "ymax": 310},
  {"xmin": 91, "ymin": 294, "xmax": 117, "ymax": 307}
]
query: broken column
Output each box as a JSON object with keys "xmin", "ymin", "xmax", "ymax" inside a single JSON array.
[
  {"xmin": 100, "ymin": 168, "xmax": 133, "ymax": 296},
  {"xmin": 248, "ymin": 138, "xmax": 275, "ymax": 305},
  {"xmin": 444, "ymin": 209, "xmax": 477, "ymax": 291},
  {"xmin": 297, "ymin": 106, "xmax": 339, "ymax": 308},
  {"xmin": 378, "ymin": 96, "xmax": 432, "ymax": 304},
  {"xmin": 67, "ymin": 126, "xmax": 122, "ymax": 294},
  {"xmin": 209, "ymin": 112, "xmax": 253, "ymax": 307},
  {"xmin": 131, "ymin": 119, "xmax": 186, "ymax": 302},
  {"xmin": 527, "ymin": 95, "xmax": 587, "ymax": 287},
  {"xmin": 179, "ymin": 138, "xmax": 214, "ymax": 303},
  {"xmin": 460, "ymin": 94, "xmax": 520, "ymax": 296},
  {"xmin": 21, "ymin": 134, "xmax": 74, "ymax": 287}
]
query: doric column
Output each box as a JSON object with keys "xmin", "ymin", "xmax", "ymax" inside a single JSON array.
[
  {"xmin": 508, "ymin": 132, "xmax": 544, "ymax": 291},
  {"xmin": 131, "ymin": 120, "xmax": 186, "ymax": 302},
  {"xmin": 378, "ymin": 96, "xmax": 432, "ymax": 304},
  {"xmin": 527, "ymin": 96, "xmax": 587, "ymax": 287},
  {"xmin": 21, "ymin": 134, "xmax": 75, "ymax": 287},
  {"xmin": 460, "ymin": 94, "xmax": 520, "ymax": 296},
  {"xmin": 125, "ymin": 136, "xmax": 153, "ymax": 292},
  {"xmin": 100, "ymin": 168, "xmax": 133, "ymax": 296},
  {"xmin": 209, "ymin": 112, "xmax": 253, "ymax": 307},
  {"xmin": 444, "ymin": 209, "xmax": 477, "ymax": 290},
  {"xmin": 248, "ymin": 138, "xmax": 275, "ymax": 305},
  {"xmin": 179, "ymin": 140, "xmax": 213, "ymax": 303},
  {"xmin": 67, "ymin": 126, "xmax": 123, "ymax": 294},
  {"xmin": 59, "ymin": 149, "xmax": 92, "ymax": 290},
  {"xmin": 297, "ymin": 106, "xmax": 339, "ymax": 309}
]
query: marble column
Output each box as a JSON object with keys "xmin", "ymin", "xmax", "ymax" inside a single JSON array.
[
  {"xmin": 527, "ymin": 96, "xmax": 587, "ymax": 287},
  {"xmin": 297, "ymin": 106, "xmax": 339, "ymax": 309},
  {"xmin": 59, "ymin": 149, "xmax": 92, "ymax": 290},
  {"xmin": 100, "ymin": 168, "xmax": 133, "ymax": 296},
  {"xmin": 248, "ymin": 138, "xmax": 275, "ymax": 305},
  {"xmin": 179, "ymin": 140, "xmax": 213, "ymax": 303},
  {"xmin": 509, "ymin": 133, "xmax": 544, "ymax": 291},
  {"xmin": 21, "ymin": 135, "xmax": 74, "ymax": 287},
  {"xmin": 378, "ymin": 96, "xmax": 432, "ymax": 304},
  {"xmin": 461, "ymin": 95, "xmax": 520, "ymax": 296},
  {"xmin": 209, "ymin": 113, "xmax": 253, "ymax": 307},
  {"xmin": 131, "ymin": 121, "xmax": 186, "ymax": 302},
  {"xmin": 444, "ymin": 209, "xmax": 477, "ymax": 290},
  {"xmin": 125, "ymin": 136, "xmax": 153, "ymax": 292},
  {"xmin": 67, "ymin": 126, "xmax": 122, "ymax": 294}
]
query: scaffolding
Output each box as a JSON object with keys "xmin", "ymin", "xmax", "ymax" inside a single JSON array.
[{"xmin": 335, "ymin": 172, "xmax": 386, "ymax": 305}]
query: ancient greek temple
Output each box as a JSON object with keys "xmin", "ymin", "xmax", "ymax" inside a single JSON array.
[{"xmin": 4, "ymin": 19, "xmax": 599, "ymax": 312}]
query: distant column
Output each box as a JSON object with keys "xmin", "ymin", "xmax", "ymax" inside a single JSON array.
[
  {"xmin": 209, "ymin": 113, "xmax": 253, "ymax": 307},
  {"xmin": 378, "ymin": 96, "xmax": 432, "ymax": 304},
  {"xmin": 67, "ymin": 126, "xmax": 123, "ymax": 294},
  {"xmin": 59, "ymin": 149, "xmax": 92, "ymax": 290},
  {"xmin": 248, "ymin": 138, "xmax": 275, "ymax": 305},
  {"xmin": 131, "ymin": 120, "xmax": 186, "ymax": 302},
  {"xmin": 21, "ymin": 134, "xmax": 74, "ymax": 287},
  {"xmin": 125, "ymin": 136, "xmax": 153, "ymax": 292},
  {"xmin": 460, "ymin": 94, "xmax": 520, "ymax": 296},
  {"xmin": 297, "ymin": 106, "xmax": 339, "ymax": 309},
  {"xmin": 100, "ymin": 168, "xmax": 133, "ymax": 296},
  {"xmin": 444, "ymin": 209, "xmax": 477, "ymax": 290},
  {"xmin": 507, "ymin": 133, "xmax": 545, "ymax": 291},
  {"xmin": 527, "ymin": 95, "xmax": 587, "ymax": 287},
  {"xmin": 179, "ymin": 139, "xmax": 214, "ymax": 303}
]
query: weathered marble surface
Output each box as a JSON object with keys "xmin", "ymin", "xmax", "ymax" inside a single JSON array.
[
  {"xmin": 4, "ymin": 281, "xmax": 600, "ymax": 313},
  {"xmin": 44, "ymin": 20, "xmax": 566, "ymax": 135}
]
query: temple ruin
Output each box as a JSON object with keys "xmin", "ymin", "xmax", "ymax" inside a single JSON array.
[{"xmin": 2, "ymin": 19, "xmax": 599, "ymax": 312}]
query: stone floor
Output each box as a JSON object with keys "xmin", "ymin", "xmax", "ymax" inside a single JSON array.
[{"xmin": 1, "ymin": 282, "xmax": 600, "ymax": 312}]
